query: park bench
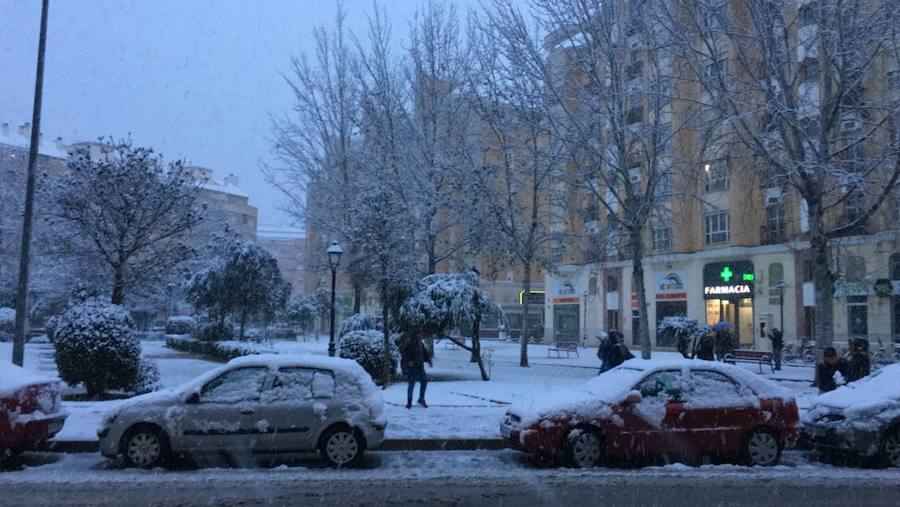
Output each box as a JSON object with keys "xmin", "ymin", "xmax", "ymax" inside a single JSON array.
[
  {"xmin": 547, "ymin": 342, "xmax": 579, "ymax": 359},
  {"xmin": 723, "ymin": 349, "xmax": 774, "ymax": 374}
]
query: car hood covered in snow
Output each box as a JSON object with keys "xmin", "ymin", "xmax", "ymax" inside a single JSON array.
[
  {"xmin": 507, "ymin": 363, "xmax": 646, "ymax": 427},
  {"xmin": 807, "ymin": 364, "xmax": 900, "ymax": 420}
]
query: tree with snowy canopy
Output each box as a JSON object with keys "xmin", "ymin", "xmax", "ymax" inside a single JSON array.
[
  {"xmin": 657, "ymin": 316, "xmax": 711, "ymax": 358},
  {"xmin": 187, "ymin": 242, "xmax": 291, "ymax": 339},
  {"xmin": 51, "ymin": 299, "xmax": 140, "ymax": 398},
  {"xmin": 400, "ymin": 272, "xmax": 500, "ymax": 380},
  {"xmin": 43, "ymin": 139, "xmax": 205, "ymax": 305},
  {"xmin": 286, "ymin": 296, "xmax": 319, "ymax": 338}
]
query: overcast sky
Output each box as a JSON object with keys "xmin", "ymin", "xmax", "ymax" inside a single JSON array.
[{"xmin": 0, "ymin": 0, "xmax": 483, "ymax": 229}]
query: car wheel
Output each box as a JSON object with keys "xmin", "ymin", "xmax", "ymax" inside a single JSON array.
[
  {"xmin": 0, "ymin": 447, "xmax": 21, "ymax": 463},
  {"xmin": 122, "ymin": 426, "xmax": 169, "ymax": 469},
  {"xmin": 563, "ymin": 427, "xmax": 604, "ymax": 468},
  {"xmin": 319, "ymin": 426, "xmax": 364, "ymax": 468},
  {"xmin": 744, "ymin": 428, "xmax": 781, "ymax": 466},
  {"xmin": 883, "ymin": 427, "xmax": 900, "ymax": 468}
]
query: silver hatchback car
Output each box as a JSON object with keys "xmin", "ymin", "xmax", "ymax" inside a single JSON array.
[{"xmin": 98, "ymin": 354, "xmax": 386, "ymax": 468}]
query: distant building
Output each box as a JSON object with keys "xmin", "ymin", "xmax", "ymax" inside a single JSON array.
[
  {"xmin": 256, "ymin": 226, "xmax": 305, "ymax": 296},
  {"xmin": 188, "ymin": 166, "xmax": 258, "ymax": 243}
]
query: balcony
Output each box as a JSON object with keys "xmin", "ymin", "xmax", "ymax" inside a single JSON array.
[{"xmin": 760, "ymin": 225, "xmax": 785, "ymax": 245}]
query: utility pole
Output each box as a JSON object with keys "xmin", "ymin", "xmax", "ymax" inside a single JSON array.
[{"xmin": 12, "ymin": 0, "xmax": 50, "ymax": 366}]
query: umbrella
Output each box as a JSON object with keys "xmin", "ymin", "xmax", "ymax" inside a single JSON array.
[{"xmin": 712, "ymin": 321, "xmax": 734, "ymax": 332}]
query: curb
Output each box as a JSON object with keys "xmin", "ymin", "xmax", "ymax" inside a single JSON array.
[{"xmin": 45, "ymin": 438, "xmax": 506, "ymax": 454}]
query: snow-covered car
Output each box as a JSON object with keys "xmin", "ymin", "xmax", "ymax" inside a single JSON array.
[
  {"xmin": 801, "ymin": 364, "xmax": 900, "ymax": 467},
  {"xmin": 98, "ymin": 354, "xmax": 386, "ymax": 469},
  {"xmin": 500, "ymin": 359, "xmax": 798, "ymax": 468},
  {"xmin": 0, "ymin": 360, "xmax": 66, "ymax": 461}
]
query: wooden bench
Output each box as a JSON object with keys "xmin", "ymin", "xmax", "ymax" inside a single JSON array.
[
  {"xmin": 723, "ymin": 350, "xmax": 774, "ymax": 374},
  {"xmin": 547, "ymin": 343, "xmax": 579, "ymax": 358}
]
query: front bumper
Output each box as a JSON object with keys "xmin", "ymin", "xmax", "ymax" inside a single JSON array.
[
  {"xmin": 800, "ymin": 422, "xmax": 882, "ymax": 457},
  {"xmin": 362, "ymin": 423, "xmax": 386, "ymax": 450}
]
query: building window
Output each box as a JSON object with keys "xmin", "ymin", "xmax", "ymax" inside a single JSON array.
[
  {"xmin": 704, "ymin": 211, "xmax": 730, "ymax": 244},
  {"xmin": 892, "ymin": 253, "xmax": 900, "ymax": 341},
  {"xmin": 704, "ymin": 162, "xmax": 729, "ymax": 192},
  {"xmin": 768, "ymin": 263, "xmax": 784, "ymax": 306},
  {"xmin": 606, "ymin": 275, "xmax": 618, "ymax": 293},
  {"xmin": 847, "ymin": 296, "xmax": 868, "ymax": 338},
  {"xmin": 765, "ymin": 203, "xmax": 785, "ymax": 243},
  {"xmin": 706, "ymin": 57, "xmax": 727, "ymax": 84},
  {"xmin": 652, "ymin": 227, "xmax": 672, "ymax": 251}
]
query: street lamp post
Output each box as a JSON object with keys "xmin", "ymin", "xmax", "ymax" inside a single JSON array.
[
  {"xmin": 327, "ymin": 241, "xmax": 343, "ymax": 357},
  {"xmin": 776, "ymin": 280, "xmax": 786, "ymax": 331}
]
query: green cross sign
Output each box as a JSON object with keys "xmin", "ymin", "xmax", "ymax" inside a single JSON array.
[{"xmin": 720, "ymin": 266, "xmax": 734, "ymax": 282}]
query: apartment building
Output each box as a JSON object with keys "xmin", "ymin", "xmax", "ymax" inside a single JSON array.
[{"xmin": 541, "ymin": 0, "xmax": 900, "ymax": 351}]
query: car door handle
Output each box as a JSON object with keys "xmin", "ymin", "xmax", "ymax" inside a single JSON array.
[{"xmin": 239, "ymin": 408, "xmax": 255, "ymax": 415}]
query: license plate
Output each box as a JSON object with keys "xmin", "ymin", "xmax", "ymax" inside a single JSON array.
[{"xmin": 46, "ymin": 420, "xmax": 63, "ymax": 435}]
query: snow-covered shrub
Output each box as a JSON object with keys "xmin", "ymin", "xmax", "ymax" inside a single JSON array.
[
  {"xmin": 165, "ymin": 316, "xmax": 195, "ymax": 335},
  {"xmin": 52, "ymin": 299, "xmax": 140, "ymax": 398},
  {"xmin": 338, "ymin": 313, "xmax": 383, "ymax": 338},
  {"xmin": 166, "ymin": 335, "xmax": 272, "ymax": 361},
  {"xmin": 338, "ymin": 330, "xmax": 399, "ymax": 383},
  {"xmin": 193, "ymin": 320, "xmax": 234, "ymax": 342},
  {"xmin": 132, "ymin": 358, "xmax": 161, "ymax": 394},
  {"xmin": 656, "ymin": 316, "xmax": 711, "ymax": 350},
  {"xmin": 0, "ymin": 307, "xmax": 14, "ymax": 342}
]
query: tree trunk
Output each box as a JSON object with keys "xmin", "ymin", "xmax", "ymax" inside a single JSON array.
[
  {"xmin": 631, "ymin": 230, "xmax": 652, "ymax": 359},
  {"xmin": 381, "ymin": 296, "xmax": 391, "ymax": 389},
  {"xmin": 353, "ymin": 283, "xmax": 362, "ymax": 314},
  {"xmin": 472, "ymin": 305, "xmax": 489, "ymax": 380},
  {"xmin": 111, "ymin": 264, "xmax": 126, "ymax": 305},
  {"xmin": 239, "ymin": 310, "xmax": 247, "ymax": 340},
  {"xmin": 809, "ymin": 201, "xmax": 834, "ymax": 353},
  {"xmin": 520, "ymin": 260, "xmax": 531, "ymax": 367}
]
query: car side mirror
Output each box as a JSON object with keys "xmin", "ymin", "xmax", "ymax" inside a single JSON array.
[
  {"xmin": 623, "ymin": 391, "xmax": 642, "ymax": 406},
  {"xmin": 185, "ymin": 392, "xmax": 200, "ymax": 404}
]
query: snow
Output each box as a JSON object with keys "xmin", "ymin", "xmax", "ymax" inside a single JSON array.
[
  {"xmin": 810, "ymin": 364, "xmax": 900, "ymax": 413},
  {"xmin": 0, "ymin": 359, "xmax": 58, "ymax": 398}
]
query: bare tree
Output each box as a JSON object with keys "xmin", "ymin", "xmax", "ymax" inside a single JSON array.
[
  {"xmin": 44, "ymin": 140, "xmax": 204, "ymax": 305},
  {"xmin": 470, "ymin": 7, "xmax": 567, "ymax": 367},
  {"xmin": 266, "ymin": 4, "xmax": 372, "ymax": 311},
  {"xmin": 669, "ymin": 0, "xmax": 900, "ymax": 349},
  {"xmin": 405, "ymin": 2, "xmax": 484, "ymax": 275}
]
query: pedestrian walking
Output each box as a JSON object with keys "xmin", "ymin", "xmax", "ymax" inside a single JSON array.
[
  {"xmin": 713, "ymin": 323, "xmax": 735, "ymax": 361},
  {"xmin": 768, "ymin": 327, "xmax": 784, "ymax": 371},
  {"xmin": 815, "ymin": 347, "xmax": 849, "ymax": 394},
  {"xmin": 845, "ymin": 338, "xmax": 871, "ymax": 383},
  {"xmin": 596, "ymin": 333, "xmax": 613, "ymax": 374},
  {"xmin": 401, "ymin": 330, "xmax": 432, "ymax": 409}
]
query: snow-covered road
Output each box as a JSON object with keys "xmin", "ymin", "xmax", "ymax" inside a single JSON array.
[{"xmin": 1, "ymin": 450, "xmax": 898, "ymax": 506}]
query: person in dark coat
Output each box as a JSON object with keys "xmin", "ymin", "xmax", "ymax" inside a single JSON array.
[
  {"xmin": 596, "ymin": 333, "xmax": 613, "ymax": 374},
  {"xmin": 401, "ymin": 330, "xmax": 432, "ymax": 409},
  {"xmin": 846, "ymin": 338, "xmax": 871, "ymax": 383},
  {"xmin": 608, "ymin": 338, "xmax": 635, "ymax": 369},
  {"xmin": 815, "ymin": 347, "xmax": 849, "ymax": 394},
  {"xmin": 714, "ymin": 328, "xmax": 735, "ymax": 361},
  {"xmin": 693, "ymin": 331, "xmax": 715, "ymax": 361},
  {"xmin": 676, "ymin": 330, "xmax": 691, "ymax": 359},
  {"xmin": 768, "ymin": 328, "xmax": 784, "ymax": 371}
]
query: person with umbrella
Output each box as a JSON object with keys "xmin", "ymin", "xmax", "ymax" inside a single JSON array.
[{"xmin": 712, "ymin": 321, "xmax": 736, "ymax": 361}]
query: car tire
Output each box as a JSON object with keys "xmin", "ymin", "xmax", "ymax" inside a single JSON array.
[
  {"xmin": 121, "ymin": 425, "xmax": 170, "ymax": 469},
  {"xmin": 319, "ymin": 425, "xmax": 365, "ymax": 468},
  {"xmin": 562, "ymin": 427, "xmax": 604, "ymax": 468},
  {"xmin": 743, "ymin": 428, "xmax": 782, "ymax": 466},
  {"xmin": 0, "ymin": 447, "xmax": 21, "ymax": 463},
  {"xmin": 883, "ymin": 426, "xmax": 900, "ymax": 468}
]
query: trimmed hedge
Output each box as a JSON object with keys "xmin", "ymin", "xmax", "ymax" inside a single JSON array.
[
  {"xmin": 165, "ymin": 316, "xmax": 196, "ymax": 335},
  {"xmin": 165, "ymin": 335, "xmax": 274, "ymax": 362}
]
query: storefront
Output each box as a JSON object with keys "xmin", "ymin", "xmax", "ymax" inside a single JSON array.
[
  {"xmin": 654, "ymin": 270, "xmax": 688, "ymax": 347},
  {"xmin": 552, "ymin": 281, "xmax": 580, "ymax": 344},
  {"xmin": 703, "ymin": 261, "xmax": 755, "ymax": 347}
]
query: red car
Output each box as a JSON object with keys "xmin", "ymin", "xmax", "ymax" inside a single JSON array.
[
  {"xmin": 1, "ymin": 360, "xmax": 66, "ymax": 461},
  {"xmin": 500, "ymin": 359, "xmax": 798, "ymax": 467}
]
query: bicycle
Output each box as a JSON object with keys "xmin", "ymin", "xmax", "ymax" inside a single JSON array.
[{"xmin": 783, "ymin": 337, "xmax": 816, "ymax": 364}]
